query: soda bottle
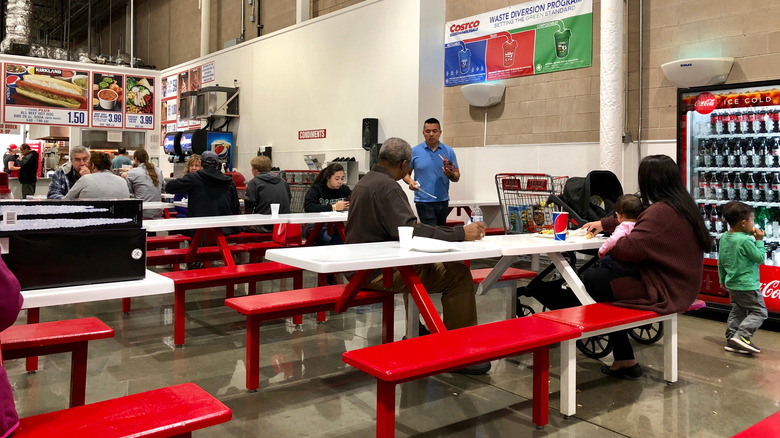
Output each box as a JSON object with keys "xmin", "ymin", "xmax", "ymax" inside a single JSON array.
[
  {"xmin": 735, "ymin": 110, "xmax": 746, "ymax": 134},
  {"xmin": 758, "ymin": 110, "xmax": 769, "ymax": 134},
  {"xmin": 765, "ymin": 138, "xmax": 776, "ymax": 168},
  {"xmin": 721, "ymin": 112, "xmax": 732, "ymax": 135},
  {"xmin": 710, "ymin": 113, "xmax": 720, "ymax": 135},
  {"xmin": 698, "ymin": 171, "xmax": 709, "ymax": 199},
  {"xmin": 748, "ymin": 172, "xmax": 760, "ymax": 201},
  {"xmin": 752, "ymin": 137, "xmax": 765, "ymax": 168},
  {"xmin": 701, "ymin": 204, "xmax": 711, "ymax": 231},
  {"xmin": 762, "ymin": 172, "xmax": 773, "ymax": 203},
  {"xmin": 702, "ymin": 139, "xmax": 713, "ymax": 167},
  {"xmin": 724, "ymin": 172, "xmax": 735, "ymax": 200},
  {"xmin": 740, "ymin": 138, "xmax": 751, "ymax": 168},
  {"xmin": 727, "ymin": 139, "xmax": 738, "ymax": 167},
  {"xmin": 710, "ymin": 171, "xmax": 722, "ymax": 200},
  {"xmin": 773, "ymin": 173, "xmax": 780, "ymax": 201},
  {"xmin": 714, "ymin": 140, "xmax": 725, "ymax": 167},
  {"xmin": 735, "ymin": 172, "xmax": 745, "ymax": 200},
  {"xmin": 746, "ymin": 110, "xmax": 756, "ymax": 134},
  {"xmin": 712, "ymin": 205, "xmax": 724, "ymax": 234},
  {"xmin": 771, "ymin": 110, "xmax": 780, "ymax": 133},
  {"xmin": 470, "ymin": 204, "xmax": 483, "ymax": 223}
]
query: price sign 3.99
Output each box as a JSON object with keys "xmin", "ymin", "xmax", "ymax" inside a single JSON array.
[
  {"xmin": 124, "ymin": 76, "xmax": 155, "ymax": 130},
  {"xmin": 91, "ymin": 72, "xmax": 124, "ymax": 128}
]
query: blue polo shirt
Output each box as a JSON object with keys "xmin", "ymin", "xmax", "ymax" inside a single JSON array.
[{"xmin": 409, "ymin": 141, "xmax": 458, "ymax": 203}]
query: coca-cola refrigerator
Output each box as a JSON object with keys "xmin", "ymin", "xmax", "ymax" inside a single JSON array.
[{"xmin": 677, "ymin": 79, "xmax": 780, "ymax": 315}]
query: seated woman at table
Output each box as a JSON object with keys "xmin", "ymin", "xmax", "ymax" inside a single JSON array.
[
  {"xmin": 242, "ymin": 155, "xmax": 291, "ymax": 233},
  {"xmin": 124, "ymin": 148, "xmax": 166, "ymax": 219},
  {"xmin": 303, "ymin": 163, "xmax": 351, "ymax": 245},
  {"xmin": 578, "ymin": 155, "xmax": 711, "ymax": 379},
  {"xmin": 0, "ymin": 256, "xmax": 25, "ymax": 436},
  {"xmin": 172, "ymin": 154, "xmax": 201, "ymax": 219},
  {"xmin": 65, "ymin": 152, "xmax": 131, "ymax": 200}
]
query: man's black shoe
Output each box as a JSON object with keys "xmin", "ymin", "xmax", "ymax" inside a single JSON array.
[{"xmin": 454, "ymin": 362, "xmax": 491, "ymax": 375}]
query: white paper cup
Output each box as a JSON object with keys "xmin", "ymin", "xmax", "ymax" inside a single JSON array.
[
  {"xmin": 270, "ymin": 203, "xmax": 280, "ymax": 217},
  {"xmin": 398, "ymin": 226, "xmax": 413, "ymax": 250}
]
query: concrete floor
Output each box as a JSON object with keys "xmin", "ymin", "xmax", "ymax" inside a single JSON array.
[{"xmin": 5, "ymin": 266, "xmax": 780, "ymax": 437}]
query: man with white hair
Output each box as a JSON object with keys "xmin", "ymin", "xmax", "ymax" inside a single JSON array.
[
  {"xmin": 47, "ymin": 145, "xmax": 91, "ymax": 199},
  {"xmin": 346, "ymin": 137, "xmax": 490, "ymax": 375}
]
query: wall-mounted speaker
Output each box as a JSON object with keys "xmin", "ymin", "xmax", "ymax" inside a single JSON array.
[{"xmin": 362, "ymin": 118, "xmax": 378, "ymax": 150}]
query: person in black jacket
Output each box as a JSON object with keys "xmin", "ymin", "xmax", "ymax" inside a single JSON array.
[
  {"xmin": 9, "ymin": 144, "xmax": 39, "ymax": 198},
  {"xmin": 303, "ymin": 162, "xmax": 351, "ymax": 244},
  {"xmin": 165, "ymin": 150, "xmax": 240, "ymax": 236},
  {"xmin": 243, "ymin": 155, "xmax": 291, "ymax": 233}
]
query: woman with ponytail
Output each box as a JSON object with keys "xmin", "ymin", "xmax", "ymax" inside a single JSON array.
[{"xmin": 126, "ymin": 148, "xmax": 166, "ymax": 219}]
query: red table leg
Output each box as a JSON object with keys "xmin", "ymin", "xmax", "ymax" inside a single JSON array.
[
  {"xmin": 69, "ymin": 342, "xmax": 88, "ymax": 407},
  {"xmin": 335, "ymin": 270, "xmax": 371, "ymax": 312},
  {"xmin": 397, "ymin": 266, "xmax": 447, "ymax": 334},
  {"xmin": 26, "ymin": 307, "xmax": 39, "ymax": 372},
  {"xmin": 174, "ymin": 287, "xmax": 186, "ymax": 347},
  {"xmin": 246, "ymin": 316, "xmax": 260, "ymax": 391},
  {"xmin": 377, "ymin": 380, "xmax": 396, "ymax": 438},
  {"xmin": 122, "ymin": 298, "xmax": 131, "ymax": 313},
  {"xmin": 185, "ymin": 229, "xmax": 207, "ymax": 264},
  {"xmin": 214, "ymin": 230, "xmax": 234, "ymax": 267},
  {"xmin": 303, "ymin": 223, "xmax": 324, "ymax": 247},
  {"xmin": 532, "ymin": 346, "xmax": 550, "ymax": 428}
]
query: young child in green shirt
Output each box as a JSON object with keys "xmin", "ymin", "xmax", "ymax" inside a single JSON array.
[{"xmin": 718, "ymin": 201, "xmax": 767, "ymax": 354}]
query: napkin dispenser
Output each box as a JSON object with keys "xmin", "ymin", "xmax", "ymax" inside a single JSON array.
[{"xmin": 0, "ymin": 200, "xmax": 146, "ymax": 290}]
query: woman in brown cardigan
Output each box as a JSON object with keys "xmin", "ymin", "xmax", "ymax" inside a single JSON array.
[{"xmin": 582, "ymin": 155, "xmax": 712, "ymax": 379}]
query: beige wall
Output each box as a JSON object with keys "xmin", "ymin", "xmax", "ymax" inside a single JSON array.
[{"xmin": 107, "ymin": 0, "xmax": 780, "ymax": 147}]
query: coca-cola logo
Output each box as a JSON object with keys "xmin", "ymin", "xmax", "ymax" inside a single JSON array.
[
  {"xmin": 694, "ymin": 92, "xmax": 717, "ymax": 115},
  {"xmin": 450, "ymin": 20, "xmax": 480, "ymax": 33},
  {"xmin": 761, "ymin": 280, "xmax": 780, "ymax": 299}
]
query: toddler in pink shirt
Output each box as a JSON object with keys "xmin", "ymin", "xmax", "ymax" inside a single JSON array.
[{"xmin": 599, "ymin": 194, "xmax": 644, "ymax": 276}]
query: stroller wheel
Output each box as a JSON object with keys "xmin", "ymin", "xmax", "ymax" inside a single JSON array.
[
  {"xmin": 516, "ymin": 301, "xmax": 535, "ymax": 318},
  {"xmin": 576, "ymin": 335, "xmax": 613, "ymax": 359},
  {"xmin": 629, "ymin": 323, "xmax": 664, "ymax": 344}
]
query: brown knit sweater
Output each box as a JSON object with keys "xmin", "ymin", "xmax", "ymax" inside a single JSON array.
[{"xmin": 601, "ymin": 201, "xmax": 704, "ymax": 314}]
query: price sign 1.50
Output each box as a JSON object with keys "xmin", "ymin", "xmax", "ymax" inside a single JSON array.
[{"xmin": 67, "ymin": 112, "xmax": 85, "ymax": 125}]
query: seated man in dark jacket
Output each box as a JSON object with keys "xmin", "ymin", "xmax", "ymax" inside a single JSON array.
[
  {"xmin": 346, "ymin": 137, "xmax": 490, "ymax": 375},
  {"xmin": 166, "ymin": 150, "xmax": 240, "ymax": 236},
  {"xmin": 243, "ymin": 155, "xmax": 291, "ymax": 233}
]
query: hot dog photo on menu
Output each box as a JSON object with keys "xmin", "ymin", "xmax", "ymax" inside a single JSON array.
[{"xmin": 4, "ymin": 65, "xmax": 89, "ymax": 110}]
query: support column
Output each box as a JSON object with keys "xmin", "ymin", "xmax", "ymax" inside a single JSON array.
[
  {"xmin": 296, "ymin": 0, "xmax": 310, "ymax": 24},
  {"xmin": 600, "ymin": 0, "xmax": 624, "ymax": 178},
  {"xmin": 200, "ymin": 0, "xmax": 211, "ymax": 57}
]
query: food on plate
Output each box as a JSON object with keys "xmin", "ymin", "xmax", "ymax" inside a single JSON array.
[
  {"xmin": 6, "ymin": 64, "xmax": 26, "ymax": 73},
  {"xmin": 15, "ymin": 74, "xmax": 86, "ymax": 108},
  {"xmin": 126, "ymin": 77, "xmax": 153, "ymax": 114},
  {"xmin": 585, "ymin": 232, "xmax": 594, "ymax": 239}
]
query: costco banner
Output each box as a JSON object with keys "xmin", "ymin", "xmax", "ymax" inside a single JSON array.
[{"xmin": 445, "ymin": 0, "xmax": 592, "ymax": 86}]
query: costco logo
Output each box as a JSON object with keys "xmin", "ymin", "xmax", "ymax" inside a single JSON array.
[{"xmin": 450, "ymin": 20, "xmax": 480, "ymax": 35}]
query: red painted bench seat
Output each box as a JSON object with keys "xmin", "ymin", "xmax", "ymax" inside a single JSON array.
[
  {"xmin": 1, "ymin": 318, "xmax": 114, "ymax": 408},
  {"xmin": 146, "ymin": 234, "xmax": 190, "ymax": 250},
  {"xmin": 15, "ymin": 382, "xmax": 231, "ymax": 437},
  {"xmin": 226, "ymin": 285, "xmax": 396, "ymax": 391},
  {"xmin": 160, "ymin": 262, "xmax": 303, "ymax": 347},
  {"xmin": 225, "ymin": 232, "xmax": 272, "ymax": 243},
  {"xmin": 470, "ymin": 267, "xmax": 537, "ymax": 283},
  {"xmin": 535, "ymin": 303, "xmax": 678, "ymax": 417},
  {"xmin": 342, "ymin": 316, "xmax": 582, "ymax": 435}
]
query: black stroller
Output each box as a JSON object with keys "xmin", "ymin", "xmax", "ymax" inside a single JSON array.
[{"xmin": 516, "ymin": 171, "xmax": 664, "ymax": 358}]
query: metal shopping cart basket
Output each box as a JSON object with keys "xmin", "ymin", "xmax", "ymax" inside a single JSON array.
[
  {"xmin": 283, "ymin": 170, "xmax": 320, "ymax": 213},
  {"xmin": 495, "ymin": 173, "xmax": 568, "ymax": 234}
]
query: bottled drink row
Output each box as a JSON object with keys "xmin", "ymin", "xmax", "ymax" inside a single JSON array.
[
  {"xmin": 703, "ymin": 206, "xmax": 780, "ymax": 264},
  {"xmin": 705, "ymin": 108, "xmax": 780, "ymax": 136},
  {"xmin": 696, "ymin": 170, "xmax": 780, "ymax": 202},
  {"xmin": 695, "ymin": 137, "xmax": 780, "ymax": 169}
]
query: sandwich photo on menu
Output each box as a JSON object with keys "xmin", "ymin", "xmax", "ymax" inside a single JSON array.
[{"xmin": 14, "ymin": 74, "xmax": 86, "ymax": 109}]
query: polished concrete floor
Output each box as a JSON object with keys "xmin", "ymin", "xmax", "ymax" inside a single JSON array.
[{"xmin": 6, "ymin": 264, "xmax": 780, "ymax": 437}]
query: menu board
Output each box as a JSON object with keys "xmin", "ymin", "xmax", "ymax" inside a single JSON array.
[
  {"xmin": 3, "ymin": 63, "xmax": 90, "ymax": 126},
  {"xmin": 160, "ymin": 74, "xmax": 178, "ymax": 145},
  {"xmin": 91, "ymin": 72, "xmax": 124, "ymax": 128},
  {"xmin": 202, "ymin": 61, "xmax": 215, "ymax": 84},
  {"xmin": 124, "ymin": 75, "xmax": 154, "ymax": 130}
]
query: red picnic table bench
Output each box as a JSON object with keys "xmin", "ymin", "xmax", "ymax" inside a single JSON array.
[{"xmin": 14, "ymin": 382, "xmax": 231, "ymax": 437}]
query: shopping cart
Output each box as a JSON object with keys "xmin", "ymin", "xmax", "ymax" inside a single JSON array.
[{"xmin": 495, "ymin": 173, "xmax": 568, "ymax": 234}]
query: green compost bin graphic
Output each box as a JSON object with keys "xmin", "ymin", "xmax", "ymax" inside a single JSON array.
[{"xmin": 533, "ymin": 14, "xmax": 592, "ymax": 74}]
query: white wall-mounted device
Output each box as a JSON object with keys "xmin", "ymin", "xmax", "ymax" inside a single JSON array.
[
  {"xmin": 461, "ymin": 82, "xmax": 506, "ymax": 107},
  {"xmin": 661, "ymin": 57, "xmax": 734, "ymax": 88}
]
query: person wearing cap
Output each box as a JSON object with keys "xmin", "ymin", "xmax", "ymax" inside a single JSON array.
[
  {"xmin": 112, "ymin": 147, "xmax": 132, "ymax": 170},
  {"xmin": 166, "ymin": 150, "xmax": 240, "ymax": 235},
  {"xmin": 8, "ymin": 144, "xmax": 39, "ymax": 198},
  {"xmin": 3, "ymin": 145, "xmax": 18, "ymax": 174},
  {"xmin": 47, "ymin": 145, "xmax": 91, "ymax": 199}
]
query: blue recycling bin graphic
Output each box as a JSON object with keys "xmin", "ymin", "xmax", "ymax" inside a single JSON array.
[{"xmin": 445, "ymin": 41, "xmax": 487, "ymax": 86}]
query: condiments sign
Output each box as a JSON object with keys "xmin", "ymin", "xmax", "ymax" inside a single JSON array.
[{"xmin": 444, "ymin": 0, "xmax": 592, "ymax": 86}]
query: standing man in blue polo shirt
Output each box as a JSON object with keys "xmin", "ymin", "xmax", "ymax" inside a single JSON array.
[{"xmin": 402, "ymin": 118, "xmax": 459, "ymax": 226}]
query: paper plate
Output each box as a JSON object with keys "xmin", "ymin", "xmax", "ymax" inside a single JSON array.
[{"xmin": 409, "ymin": 237, "xmax": 457, "ymax": 253}]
